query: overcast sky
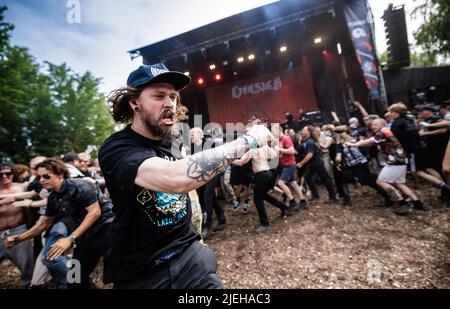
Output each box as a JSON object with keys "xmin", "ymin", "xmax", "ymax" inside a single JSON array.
[{"xmin": 3, "ymin": 0, "xmax": 423, "ymax": 94}]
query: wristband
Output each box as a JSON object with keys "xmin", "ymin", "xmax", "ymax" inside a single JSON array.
[{"xmin": 69, "ymin": 234, "xmax": 77, "ymax": 248}]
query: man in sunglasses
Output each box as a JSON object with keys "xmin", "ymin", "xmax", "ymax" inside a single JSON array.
[
  {"xmin": 5, "ymin": 158, "xmax": 113, "ymax": 289},
  {"xmin": 0, "ymin": 163, "xmax": 35, "ymax": 288}
]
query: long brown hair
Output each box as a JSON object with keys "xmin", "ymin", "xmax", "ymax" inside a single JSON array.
[
  {"xmin": 35, "ymin": 158, "xmax": 70, "ymax": 179},
  {"xmin": 107, "ymin": 86, "xmax": 189, "ymax": 124}
]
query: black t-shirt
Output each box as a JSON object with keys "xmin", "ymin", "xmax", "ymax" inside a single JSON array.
[
  {"xmin": 350, "ymin": 127, "xmax": 368, "ymax": 141},
  {"xmin": 304, "ymin": 137, "xmax": 323, "ymax": 165},
  {"xmin": 98, "ymin": 126, "xmax": 197, "ymax": 283},
  {"xmin": 27, "ymin": 179, "xmax": 43, "ymax": 195},
  {"xmin": 391, "ymin": 115, "xmax": 426, "ymax": 154},
  {"xmin": 423, "ymin": 115, "xmax": 449, "ymax": 151},
  {"xmin": 45, "ymin": 178, "xmax": 98, "ymax": 233},
  {"xmin": 336, "ymin": 143, "xmax": 367, "ymax": 167},
  {"xmin": 294, "ymin": 141, "xmax": 307, "ymax": 163}
]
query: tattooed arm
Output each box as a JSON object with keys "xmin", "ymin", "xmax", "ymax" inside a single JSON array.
[
  {"xmin": 135, "ymin": 137, "xmax": 249, "ymax": 194},
  {"xmin": 136, "ymin": 125, "xmax": 273, "ymax": 194}
]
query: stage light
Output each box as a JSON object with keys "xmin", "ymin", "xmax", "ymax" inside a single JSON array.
[
  {"xmin": 248, "ymin": 54, "xmax": 255, "ymax": 60},
  {"xmin": 209, "ymin": 64, "xmax": 216, "ymax": 70},
  {"xmin": 237, "ymin": 57, "xmax": 244, "ymax": 63},
  {"xmin": 314, "ymin": 37, "xmax": 322, "ymax": 44},
  {"xmin": 184, "ymin": 71, "xmax": 190, "ymax": 76},
  {"xmin": 222, "ymin": 61, "xmax": 228, "ymax": 66},
  {"xmin": 233, "ymin": 71, "xmax": 238, "ymax": 76},
  {"xmin": 265, "ymin": 50, "xmax": 271, "ymax": 56},
  {"xmin": 322, "ymin": 49, "xmax": 328, "ymax": 56},
  {"xmin": 337, "ymin": 43, "xmax": 342, "ymax": 55},
  {"xmin": 197, "ymin": 77, "xmax": 204, "ymax": 85},
  {"xmin": 280, "ymin": 46, "xmax": 287, "ymax": 52},
  {"xmin": 215, "ymin": 74, "xmax": 222, "ymax": 81}
]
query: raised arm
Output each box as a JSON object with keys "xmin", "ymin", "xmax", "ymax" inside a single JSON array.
[
  {"xmin": 419, "ymin": 128, "xmax": 448, "ymax": 137},
  {"xmin": 353, "ymin": 101, "xmax": 369, "ymax": 118},
  {"xmin": 4, "ymin": 216, "xmax": 55, "ymax": 248},
  {"xmin": 420, "ymin": 120, "xmax": 450, "ymax": 129},
  {"xmin": 136, "ymin": 125, "xmax": 273, "ymax": 194},
  {"xmin": 0, "ymin": 190, "xmax": 38, "ymax": 201},
  {"xmin": 346, "ymin": 138, "xmax": 375, "ymax": 148}
]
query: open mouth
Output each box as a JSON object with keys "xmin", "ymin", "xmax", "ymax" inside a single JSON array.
[{"xmin": 161, "ymin": 110, "xmax": 175, "ymax": 125}]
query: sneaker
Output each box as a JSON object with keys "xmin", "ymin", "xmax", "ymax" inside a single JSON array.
[
  {"xmin": 394, "ymin": 201, "xmax": 413, "ymax": 215},
  {"xmin": 284, "ymin": 206, "xmax": 296, "ymax": 216},
  {"xmin": 232, "ymin": 200, "xmax": 239, "ymax": 211},
  {"xmin": 439, "ymin": 188, "xmax": 450, "ymax": 201},
  {"xmin": 299, "ymin": 199, "xmax": 308, "ymax": 209},
  {"xmin": 289, "ymin": 199, "xmax": 300, "ymax": 211},
  {"xmin": 343, "ymin": 199, "xmax": 352, "ymax": 207},
  {"xmin": 412, "ymin": 200, "xmax": 429, "ymax": 211},
  {"xmin": 201, "ymin": 227, "xmax": 212, "ymax": 239},
  {"xmin": 256, "ymin": 225, "xmax": 270, "ymax": 234},
  {"xmin": 383, "ymin": 198, "xmax": 395, "ymax": 207},
  {"xmin": 213, "ymin": 221, "xmax": 226, "ymax": 231},
  {"xmin": 241, "ymin": 203, "xmax": 249, "ymax": 214}
]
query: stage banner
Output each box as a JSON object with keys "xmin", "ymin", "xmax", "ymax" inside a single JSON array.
[
  {"xmin": 343, "ymin": 0, "xmax": 382, "ymax": 101},
  {"xmin": 204, "ymin": 64, "xmax": 318, "ymax": 126}
]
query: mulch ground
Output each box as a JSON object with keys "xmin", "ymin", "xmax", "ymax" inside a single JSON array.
[{"xmin": 1, "ymin": 183, "xmax": 449, "ymax": 289}]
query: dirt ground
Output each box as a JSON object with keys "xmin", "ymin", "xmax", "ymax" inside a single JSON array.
[{"xmin": 1, "ymin": 183, "xmax": 449, "ymax": 289}]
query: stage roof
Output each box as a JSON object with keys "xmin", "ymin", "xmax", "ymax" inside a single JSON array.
[{"xmin": 128, "ymin": 0, "xmax": 339, "ymax": 77}]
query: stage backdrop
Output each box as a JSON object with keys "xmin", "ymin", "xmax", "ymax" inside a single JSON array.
[{"xmin": 204, "ymin": 64, "xmax": 318, "ymax": 126}]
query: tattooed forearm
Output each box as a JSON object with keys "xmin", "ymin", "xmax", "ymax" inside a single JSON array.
[{"xmin": 186, "ymin": 138, "xmax": 247, "ymax": 182}]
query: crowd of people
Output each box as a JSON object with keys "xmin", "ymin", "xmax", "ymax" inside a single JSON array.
[{"xmin": 1, "ymin": 63, "xmax": 449, "ymax": 289}]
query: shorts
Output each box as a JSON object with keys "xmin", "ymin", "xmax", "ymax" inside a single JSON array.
[
  {"xmin": 378, "ymin": 165, "xmax": 407, "ymax": 184},
  {"xmin": 230, "ymin": 165, "xmax": 253, "ymax": 186},
  {"xmin": 279, "ymin": 165, "xmax": 297, "ymax": 183},
  {"xmin": 408, "ymin": 149, "xmax": 431, "ymax": 172}
]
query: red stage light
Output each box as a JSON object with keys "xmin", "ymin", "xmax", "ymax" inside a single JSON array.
[
  {"xmin": 215, "ymin": 74, "xmax": 221, "ymax": 81},
  {"xmin": 322, "ymin": 50, "xmax": 328, "ymax": 55},
  {"xmin": 197, "ymin": 77, "xmax": 204, "ymax": 85}
]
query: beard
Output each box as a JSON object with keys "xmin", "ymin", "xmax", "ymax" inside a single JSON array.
[{"xmin": 141, "ymin": 109, "xmax": 175, "ymax": 140}]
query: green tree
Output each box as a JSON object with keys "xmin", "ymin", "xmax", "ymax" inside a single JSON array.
[
  {"xmin": 0, "ymin": 6, "xmax": 114, "ymax": 162},
  {"xmin": 378, "ymin": 51, "xmax": 388, "ymax": 66},
  {"xmin": 410, "ymin": 50, "xmax": 438, "ymax": 67},
  {"xmin": 412, "ymin": 0, "xmax": 450, "ymax": 60},
  {"xmin": 39, "ymin": 62, "xmax": 114, "ymax": 156},
  {"xmin": 0, "ymin": 6, "xmax": 42, "ymax": 163}
]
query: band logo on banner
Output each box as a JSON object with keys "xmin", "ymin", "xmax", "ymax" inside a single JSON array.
[{"xmin": 343, "ymin": 0, "xmax": 381, "ymax": 101}]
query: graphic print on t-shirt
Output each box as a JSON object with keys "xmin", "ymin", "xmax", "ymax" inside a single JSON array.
[{"xmin": 136, "ymin": 188, "xmax": 188, "ymax": 229}]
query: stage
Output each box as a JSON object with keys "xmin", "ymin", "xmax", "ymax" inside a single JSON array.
[{"xmin": 129, "ymin": 0, "xmax": 385, "ymax": 128}]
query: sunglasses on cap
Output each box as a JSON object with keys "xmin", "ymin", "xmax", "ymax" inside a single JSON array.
[
  {"xmin": 0, "ymin": 172, "xmax": 13, "ymax": 177},
  {"xmin": 35, "ymin": 174, "xmax": 53, "ymax": 181}
]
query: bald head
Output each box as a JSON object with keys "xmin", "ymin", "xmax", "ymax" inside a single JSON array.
[
  {"xmin": 29, "ymin": 156, "xmax": 47, "ymax": 176},
  {"xmin": 371, "ymin": 118, "xmax": 387, "ymax": 133},
  {"xmin": 30, "ymin": 156, "xmax": 47, "ymax": 170}
]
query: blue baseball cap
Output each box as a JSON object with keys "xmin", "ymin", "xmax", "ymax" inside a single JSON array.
[{"xmin": 127, "ymin": 63, "xmax": 191, "ymax": 90}]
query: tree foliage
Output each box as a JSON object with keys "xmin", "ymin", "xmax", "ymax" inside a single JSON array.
[
  {"xmin": 0, "ymin": 6, "xmax": 114, "ymax": 163},
  {"xmin": 412, "ymin": 0, "xmax": 450, "ymax": 60}
]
